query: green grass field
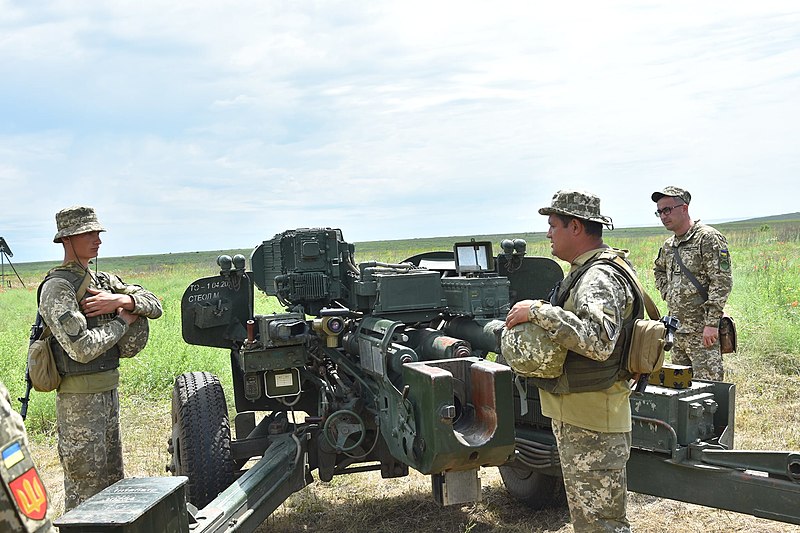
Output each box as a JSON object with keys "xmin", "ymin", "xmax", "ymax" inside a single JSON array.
[{"xmin": 1, "ymin": 218, "xmax": 799, "ymax": 531}]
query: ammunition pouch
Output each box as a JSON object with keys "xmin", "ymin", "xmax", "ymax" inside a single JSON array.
[{"xmin": 719, "ymin": 313, "xmax": 737, "ymax": 354}]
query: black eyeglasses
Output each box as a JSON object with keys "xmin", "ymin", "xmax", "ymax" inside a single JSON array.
[{"xmin": 655, "ymin": 203, "xmax": 684, "ymax": 217}]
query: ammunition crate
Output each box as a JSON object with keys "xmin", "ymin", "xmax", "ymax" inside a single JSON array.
[
  {"xmin": 631, "ymin": 381, "xmax": 718, "ymax": 452},
  {"xmin": 55, "ymin": 477, "xmax": 189, "ymax": 533}
]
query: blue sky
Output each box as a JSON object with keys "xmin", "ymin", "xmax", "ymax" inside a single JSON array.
[{"xmin": 1, "ymin": 1, "xmax": 799, "ymax": 263}]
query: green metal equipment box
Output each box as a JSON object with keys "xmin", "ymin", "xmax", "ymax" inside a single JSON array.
[
  {"xmin": 631, "ymin": 382, "xmax": 718, "ymax": 452},
  {"xmin": 54, "ymin": 477, "xmax": 189, "ymax": 533},
  {"xmin": 441, "ymin": 276, "xmax": 510, "ymax": 318}
]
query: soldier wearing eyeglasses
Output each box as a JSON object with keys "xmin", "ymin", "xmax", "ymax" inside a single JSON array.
[{"xmin": 652, "ymin": 187, "xmax": 733, "ymax": 381}]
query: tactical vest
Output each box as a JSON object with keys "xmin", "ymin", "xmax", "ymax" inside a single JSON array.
[
  {"xmin": 530, "ymin": 251, "xmax": 643, "ymax": 394},
  {"xmin": 38, "ymin": 268, "xmax": 120, "ymax": 377}
]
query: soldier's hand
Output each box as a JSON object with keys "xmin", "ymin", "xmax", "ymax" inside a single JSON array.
[
  {"xmin": 702, "ymin": 325, "xmax": 719, "ymax": 348},
  {"xmin": 506, "ymin": 300, "xmax": 535, "ymax": 329},
  {"xmin": 82, "ymin": 288, "xmax": 135, "ymax": 317},
  {"xmin": 117, "ymin": 308, "xmax": 139, "ymax": 325}
]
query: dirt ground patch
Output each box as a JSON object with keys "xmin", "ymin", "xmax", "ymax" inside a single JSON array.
[{"xmin": 30, "ymin": 394, "xmax": 800, "ymax": 533}]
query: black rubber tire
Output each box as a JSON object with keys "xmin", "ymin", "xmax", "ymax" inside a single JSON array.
[
  {"xmin": 170, "ymin": 371, "xmax": 235, "ymax": 508},
  {"xmin": 499, "ymin": 463, "xmax": 567, "ymax": 510}
]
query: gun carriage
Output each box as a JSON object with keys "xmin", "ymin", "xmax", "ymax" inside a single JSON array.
[{"xmin": 55, "ymin": 228, "xmax": 800, "ymax": 533}]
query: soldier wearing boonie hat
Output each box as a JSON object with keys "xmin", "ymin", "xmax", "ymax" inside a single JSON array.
[
  {"xmin": 504, "ymin": 189, "xmax": 638, "ymax": 532},
  {"xmin": 652, "ymin": 187, "xmax": 733, "ymax": 381},
  {"xmin": 37, "ymin": 206, "xmax": 163, "ymax": 510},
  {"xmin": 53, "ymin": 206, "xmax": 107, "ymax": 243},
  {"xmin": 538, "ymin": 189, "xmax": 614, "ymax": 228}
]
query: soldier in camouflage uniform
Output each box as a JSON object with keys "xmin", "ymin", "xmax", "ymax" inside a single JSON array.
[
  {"xmin": 1, "ymin": 381, "xmax": 56, "ymax": 532},
  {"xmin": 38, "ymin": 206, "xmax": 163, "ymax": 510},
  {"xmin": 506, "ymin": 190, "xmax": 636, "ymax": 533},
  {"xmin": 652, "ymin": 187, "xmax": 732, "ymax": 381}
]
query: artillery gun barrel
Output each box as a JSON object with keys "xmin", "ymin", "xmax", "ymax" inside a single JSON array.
[{"xmin": 443, "ymin": 317, "xmax": 504, "ymax": 354}]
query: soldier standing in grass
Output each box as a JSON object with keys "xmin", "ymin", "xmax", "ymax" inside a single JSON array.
[
  {"xmin": 652, "ymin": 187, "xmax": 732, "ymax": 381},
  {"xmin": 1, "ymin": 381, "xmax": 56, "ymax": 532},
  {"xmin": 38, "ymin": 206, "xmax": 163, "ymax": 510},
  {"xmin": 506, "ymin": 190, "xmax": 638, "ymax": 533}
]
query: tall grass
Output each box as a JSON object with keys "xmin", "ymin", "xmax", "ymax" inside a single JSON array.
[
  {"xmin": 2, "ymin": 221, "xmax": 800, "ymax": 531},
  {"xmin": 1, "ymin": 220, "xmax": 799, "ymax": 435}
]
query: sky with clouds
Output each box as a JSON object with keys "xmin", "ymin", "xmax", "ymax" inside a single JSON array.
[{"xmin": 1, "ymin": 1, "xmax": 799, "ymax": 263}]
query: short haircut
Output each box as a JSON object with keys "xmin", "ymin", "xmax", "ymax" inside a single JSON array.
[{"xmin": 554, "ymin": 214, "xmax": 603, "ymax": 238}]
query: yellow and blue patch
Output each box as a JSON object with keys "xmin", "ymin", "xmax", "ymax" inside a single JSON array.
[
  {"xmin": 2, "ymin": 441, "xmax": 25, "ymax": 469},
  {"xmin": 719, "ymin": 248, "xmax": 730, "ymax": 271}
]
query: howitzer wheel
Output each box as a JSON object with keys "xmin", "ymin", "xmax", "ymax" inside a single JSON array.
[
  {"xmin": 169, "ymin": 371, "xmax": 236, "ymax": 508},
  {"xmin": 499, "ymin": 462, "xmax": 567, "ymax": 510}
]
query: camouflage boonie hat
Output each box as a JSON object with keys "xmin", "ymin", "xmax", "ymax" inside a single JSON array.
[
  {"xmin": 651, "ymin": 186, "xmax": 691, "ymax": 204},
  {"xmin": 53, "ymin": 205, "xmax": 106, "ymax": 243},
  {"xmin": 501, "ymin": 322, "xmax": 567, "ymax": 378},
  {"xmin": 538, "ymin": 190, "xmax": 613, "ymax": 227}
]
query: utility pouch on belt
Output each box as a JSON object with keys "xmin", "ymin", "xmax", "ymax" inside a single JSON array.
[
  {"xmin": 27, "ymin": 327, "xmax": 61, "ymax": 392},
  {"xmin": 719, "ymin": 313, "xmax": 737, "ymax": 354},
  {"xmin": 627, "ymin": 319, "xmax": 666, "ymax": 374}
]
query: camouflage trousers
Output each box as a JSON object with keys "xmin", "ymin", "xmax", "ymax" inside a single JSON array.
[
  {"xmin": 670, "ymin": 330, "xmax": 723, "ymax": 381},
  {"xmin": 56, "ymin": 389, "xmax": 124, "ymax": 511},
  {"xmin": 552, "ymin": 420, "xmax": 631, "ymax": 533}
]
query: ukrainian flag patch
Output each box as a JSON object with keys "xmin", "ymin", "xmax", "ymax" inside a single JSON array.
[
  {"xmin": 2, "ymin": 441, "xmax": 25, "ymax": 469},
  {"xmin": 719, "ymin": 248, "xmax": 730, "ymax": 271}
]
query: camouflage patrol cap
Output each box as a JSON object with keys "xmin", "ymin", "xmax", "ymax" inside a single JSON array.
[
  {"xmin": 53, "ymin": 205, "xmax": 106, "ymax": 243},
  {"xmin": 651, "ymin": 186, "xmax": 691, "ymax": 204},
  {"xmin": 538, "ymin": 189, "xmax": 613, "ymax": 227},
  {"xmin": 501, "ymin": 322, "xmax": 567, "ymax": 379}
]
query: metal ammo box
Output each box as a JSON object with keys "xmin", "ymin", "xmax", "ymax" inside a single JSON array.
[
  {"xmin": 631, "ymin": 381, "xmax": 719, "ymax": 452},
  {"xmin": 54, "ymin": 477, "xmax": 188, "ymax": 533}
]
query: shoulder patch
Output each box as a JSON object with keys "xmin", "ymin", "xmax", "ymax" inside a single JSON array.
[
  {"xmin": 719, "ymin": 248, "xmax": 730, "ymax": 271},
  {"xmin": 58, "ymin": 310, "xmax": 85, "ymax": 340},
  {"xmin": 602, "ymin": 316, "xmax": 618, "ymax": 342},
  {"xmin": 2, "ymin": 441, "xmax": 25, "ymax": 468},
  {"xmin": 9, "ymin": 467, "xmax": 48, "ymax": 520}
]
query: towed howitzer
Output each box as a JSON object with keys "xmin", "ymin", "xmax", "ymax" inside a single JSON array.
[{"xmin": 55, "ymin": 228, "xmax": 800, "ymax": 532}]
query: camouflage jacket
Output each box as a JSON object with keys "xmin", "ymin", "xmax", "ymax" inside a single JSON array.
[
  {"xmin": 653, "ymin": 222, "xmax": 732, "ymax": 330},
  {"xmin": 530, "ymin": 247, "xmax": 635, "ymax": 432},
  {"xmin": 528, "ymin": 247, "xmax": 636, "ymax": 362},
  {"xmin": 38, "ymin": 262, "xmax": 163, "ymax": 366},
  {"xmin": 0, "ymin": 382, "xmax": 55, "ymax": 532}
]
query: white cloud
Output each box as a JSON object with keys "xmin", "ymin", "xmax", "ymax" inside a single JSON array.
[{"xmin": 1, "ymin": 1, "xmax": 799, "ymax": 261}]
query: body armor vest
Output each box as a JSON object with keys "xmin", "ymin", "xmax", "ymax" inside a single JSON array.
[
  {"xmin": 531, "ymin": 251, "xmax": 643, "ymax": 394},
  {"xmin": 38, "ymin": 268, "xmax": 120, "ymax": 377}
]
